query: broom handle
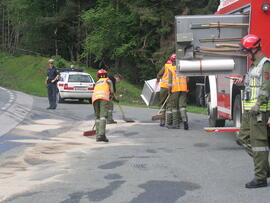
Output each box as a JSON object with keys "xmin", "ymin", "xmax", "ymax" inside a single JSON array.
[{"xmin": 157, "ymin": 94, "xmax": 170, "ymax": 114}]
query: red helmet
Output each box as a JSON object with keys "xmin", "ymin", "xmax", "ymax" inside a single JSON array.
[
  {"xmin": 170, "ymin": 54, "xmax": 176, "ymax": 61},
  {"xmin": 166, "ymin": 60, "xmax": 172, "ymax": 64},
  {"xmin": 97, "ymin": 69, "xmax": 107, "ymax": 78},
  {"xmin": 240, "ymin": 34, "xmax": 261, "ymax": 50}
]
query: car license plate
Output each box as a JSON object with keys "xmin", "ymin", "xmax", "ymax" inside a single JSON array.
[{"xmin": 75, "ymin": 87, "xmax": 87, "ymax": 91}]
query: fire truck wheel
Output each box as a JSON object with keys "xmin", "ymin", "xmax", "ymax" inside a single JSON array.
[
  {"xmin": 233, "ymin": 94, "xmax": 242, "ymax": 130},
  {"xmin": 208, "ymin": 107, "xmax": 225, "ymax": 127}
]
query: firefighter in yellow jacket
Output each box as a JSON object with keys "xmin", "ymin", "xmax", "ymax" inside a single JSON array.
[
  {"xmin": 236, "ymin": 34, "xmax": 270, "ymax": 188},
  {"xmin": 166, "ymin": 54, "xmax": 189, "ymax": 130},
  {"xmin": 156, "ymin": 59, "xmax": 172, "ymax": 126},
  {"xmin": 92, "ymin": 69, "xmax": 115, "ymax": 142}
]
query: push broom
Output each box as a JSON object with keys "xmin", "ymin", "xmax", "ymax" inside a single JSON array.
[
  {"xmin": 151, "ymin": 94, "xmax": 170, "ymax": 120},
  {"xmin": 83, "ymin": 123, "xmax": 96, "ymax": 136}
]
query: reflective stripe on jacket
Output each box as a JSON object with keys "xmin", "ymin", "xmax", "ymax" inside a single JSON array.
[
  {"xmin": 170, "ymin": 65, "xmax": 188, "ymax": 93},
  {"xmin": 92, "ymin": 78, "xmax": 110, "ymax": 103},
  {"xmin": 243, "ymin": 57, "xmax": 270, "ymax": 111},
  {"xmin": 160, "ymin": 63, "xmax": 171, "ymax": 88}
]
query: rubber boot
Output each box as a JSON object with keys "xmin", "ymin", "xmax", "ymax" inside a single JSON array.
[
  {"xmin": 96, "ymin": 119, "xmax": 109, "ymax": 142},
  {"xmin": 183, "ymin": 121, "xmax": 189, "ymax": 130},
  {"xmin": 166, "ymin": 111, "xmax": 173, "ymax": 128},
  {"xmin": 177, "ymin": 110, "xmax": 182, "ymax": 128},
  {"xmin": 245, "ymin": 178, "xmax": 267, "ymax": 188},
  {"xmin": 160, "ymin": 109, "xmax": 165, "ymax": 127},
  {"xmin": 167, "ymin": 110, "xmax": 180, "ymax": 129},
  {"xmin": 180, "ymin": 107, "xmax": 188, "ymax": 130},
  {"xmin": 107, "ymin": 110, "xmax": 117, "ymax": 124},
  {"xmin": 95, "ymin": 120, "xmax": 100, "ymax": 136}
]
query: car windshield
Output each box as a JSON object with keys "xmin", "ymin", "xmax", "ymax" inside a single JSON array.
[{"xmin": 68, "ymin": 74, "xmax": 93, "ymax": 83}]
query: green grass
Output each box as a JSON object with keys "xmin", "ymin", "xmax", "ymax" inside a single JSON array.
[
  {"xmin": 0, "ymin": 52, "xmax": 143, "ymax": 104},
  {"xmin": 0, "ymin": 52, "xmax": 207, "ymax": 114}
]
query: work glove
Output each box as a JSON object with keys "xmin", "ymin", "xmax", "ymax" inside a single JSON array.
[{"xmin": 250, "ymin": 103, "xmax": 260, "ymax": 116}]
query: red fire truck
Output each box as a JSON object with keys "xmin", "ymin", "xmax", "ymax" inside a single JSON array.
[
  {"xmin": 208, "ymin": 0, "xmax": 270, "ymax": 130},
  {"xmin": 175, "ymin": 0, "xmax": 270, "ymax": 132}
]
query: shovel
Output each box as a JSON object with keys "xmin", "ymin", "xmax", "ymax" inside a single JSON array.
[
  {"xmin": 152, "ymin": 94, "xmax": 170, "ymax": 120},
  {"xmin": 117, "ymin": 103, "xmax": 135, "ymax": 122},
  {"xmin": 83, "ymin": 123, "xmax": 96, "ymax": 136}
]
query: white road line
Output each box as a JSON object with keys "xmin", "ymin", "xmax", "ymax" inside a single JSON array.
[
  {"xmin": 0, "ymin": 87, "xmax": 15, "ymax": 111},
  {"xmin": 0, "ymin": 88, "xmax": 33, "ymax": 136}
]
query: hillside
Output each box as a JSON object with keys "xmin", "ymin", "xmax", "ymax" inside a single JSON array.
[{"xmin": 0, "ymin": 52, "xmax": 143, "ymax": 105}]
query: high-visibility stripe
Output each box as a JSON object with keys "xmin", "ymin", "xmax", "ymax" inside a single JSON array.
[
  {"xmin": 92, "ymin": 78, "xmax": 110, "ymax": 103},
  {"xmin": 100, "ymin": 117, "xmax": 106, "ymax": 120},
  {"xmin": 243, "ymin": 57, "xmax": 270, "ymax": 111},
  {"xmin": 252, "ymin": 146, "xmax": 269, "ymax": 152},
  {"xmin": 160, "ymin": 64, "xmax": 171, "ymax": 88},
  {"xmin": 170, "ymin": 65, "xmax": 188, "ymax": 92}
]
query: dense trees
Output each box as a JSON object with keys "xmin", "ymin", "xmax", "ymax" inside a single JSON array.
[{"xmin": 0, "ymin": 0, "xmax": 218, "ymax": 84}]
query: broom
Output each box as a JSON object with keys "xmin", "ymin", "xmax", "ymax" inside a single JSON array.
[
  {"xmin": 151, "ymin": 94, "xmax": 170, "ymax": 120},
  {"xmin": 83, "ymin": 123, "xmax": 96, "ymax": 136},
  {"xmin": 117, "ymin": 103, "xmax": 135, "ymax": 122}
]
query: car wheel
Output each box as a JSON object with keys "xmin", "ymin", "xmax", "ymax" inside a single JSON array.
[
  {"xmin": 79, "ymin": 99, "xmax": 84, "ymax": 103},
  {"xmin": 58, "ymin": 93, "xmax": 64, "ymax": 103}
]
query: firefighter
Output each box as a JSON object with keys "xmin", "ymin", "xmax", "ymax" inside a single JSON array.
[
  {"xmin": 92, "ymin": 69, "xmax": 115, "ymax": 142},
  {"xmin": 166, "ymin": 54, "xmax": 189, "ymax": 130},
  {"xmin": 107, "ymin": 73, "xmax": 122, "ymax": 124},
  {"xmin": 237, "ymin": 34, "xmax": 270, "ymax": 188},
  {"xmin": 156, "ymin": 59, "xmax": 172, "ymax": 126}
]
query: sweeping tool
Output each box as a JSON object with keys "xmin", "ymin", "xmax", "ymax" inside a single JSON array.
[
  {"xmin": 117, "ymin": 103, "xmax": 135, "ymax": 122},
  {"xmin": 151, "ymin": 94, "xmax": 170, "ymax": 120},
  {"xmin": 83, "ymin": 123, "xmax": 96, "ymax": 136}
]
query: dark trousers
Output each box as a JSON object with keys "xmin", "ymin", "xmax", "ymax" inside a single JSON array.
[
  {"xmin": 48, "ymin": 83, "xmax": 57, "ymax": 108},
  {"xmin": 237, "ymin": 110, "xmax": 270, "ymax": 180}
]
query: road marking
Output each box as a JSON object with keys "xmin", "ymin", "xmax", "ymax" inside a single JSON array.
[
  {"xmin": 1, "ymin": 87, "xmax": 15, "ymax": 111},
  {"xmin": 0, "ymin": 89, "xmax": 33, "ymax": 137}
]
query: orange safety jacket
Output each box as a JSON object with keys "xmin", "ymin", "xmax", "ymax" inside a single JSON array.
[
  {"xmin": 92, "ymin": 78, "xmax": 110, "ymax": 103},
  {"xmin": 160, "ymin": 62, "xmax": 172, "ymax": 88},
  {"xmin": 170, "ymin": 65, "xmax": 188, "ymax": 93}
]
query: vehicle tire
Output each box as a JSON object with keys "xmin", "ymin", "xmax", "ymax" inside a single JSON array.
[
  {"xmin": 89, "ymin": 98, "xmax": 92, "ymax": 104},
  {"xmin": 207, "ymin": 94, "xmax": 225, "ymax": 127},
  {"xmin": 58, "ymin": 93, "xmax": 64, "ymax": 103},
  {"xmin": 233, "ymin": 94, "xmax": 242, "ymax": 134},
  {"xmin": 79, "ymin": 99, "xmax": 84, "ymax": 103}
]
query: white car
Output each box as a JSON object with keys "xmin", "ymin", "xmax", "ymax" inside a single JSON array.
[{"xmin": 57, "ymin": 71, "xmax": 95, "ymax": 103}]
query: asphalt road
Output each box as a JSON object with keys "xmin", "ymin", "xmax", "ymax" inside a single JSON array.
[{"xmin": 0, "ymin": 88, "xmax": 270, "ymax": 203}]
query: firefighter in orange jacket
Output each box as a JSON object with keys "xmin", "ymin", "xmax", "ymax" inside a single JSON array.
[
  {"xmin": 157, "ymin": 59, "xmax": 172, "ymax": 126},
  {"xmin": 167, "ymin": 54, "xmax": 189, "ymax": 130},
  {"xmin": 92, "ymin": 69, "xmax": 115, "ymax": 142}
]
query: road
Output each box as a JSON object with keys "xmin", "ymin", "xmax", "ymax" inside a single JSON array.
[{"xmin": 0, "ymin": 87, "xmax": 270, "ymax": 203}]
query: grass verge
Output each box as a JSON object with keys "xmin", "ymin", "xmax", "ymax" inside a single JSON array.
[{"xmin": 0, "ymin": 52, "xmax": 207, "ymax": 114}]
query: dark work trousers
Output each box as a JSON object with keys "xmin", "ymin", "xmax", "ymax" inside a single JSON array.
[{"xmin": 48, "ymin": 83, "xmax": 57, "ymax": 108}]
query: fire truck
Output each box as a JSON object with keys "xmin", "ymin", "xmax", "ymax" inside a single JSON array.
[{"xmin": 175, "ymin": 0, "xmax": 270, "ymax": 132}]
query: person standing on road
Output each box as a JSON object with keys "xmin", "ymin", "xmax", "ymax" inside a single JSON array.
[
  {"xmin": 107, "ymin": 73, "xmax": 122, "ymax": 124},
  {"xmin": 237, "ymin": 34, "xmax": 270, "ymax": 188},
  {"xmin": 157, "ymin": 59, "xmax": 172, "ymax": 127},
  {"xmin": 92, "ymin": 69, "xmax": 115, "ymax": 142},
  {"xmin": 45, "ymin": 59, "xmax": 59, "ymax": 110},
  {"xmin": 166, "ymin": 54, "xmax": 189, "ymax": 130}
]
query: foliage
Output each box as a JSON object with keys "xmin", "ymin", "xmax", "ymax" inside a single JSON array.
[{"xmin": 1, "ymin": 0, "xmax": 219, "ymax": 86}]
